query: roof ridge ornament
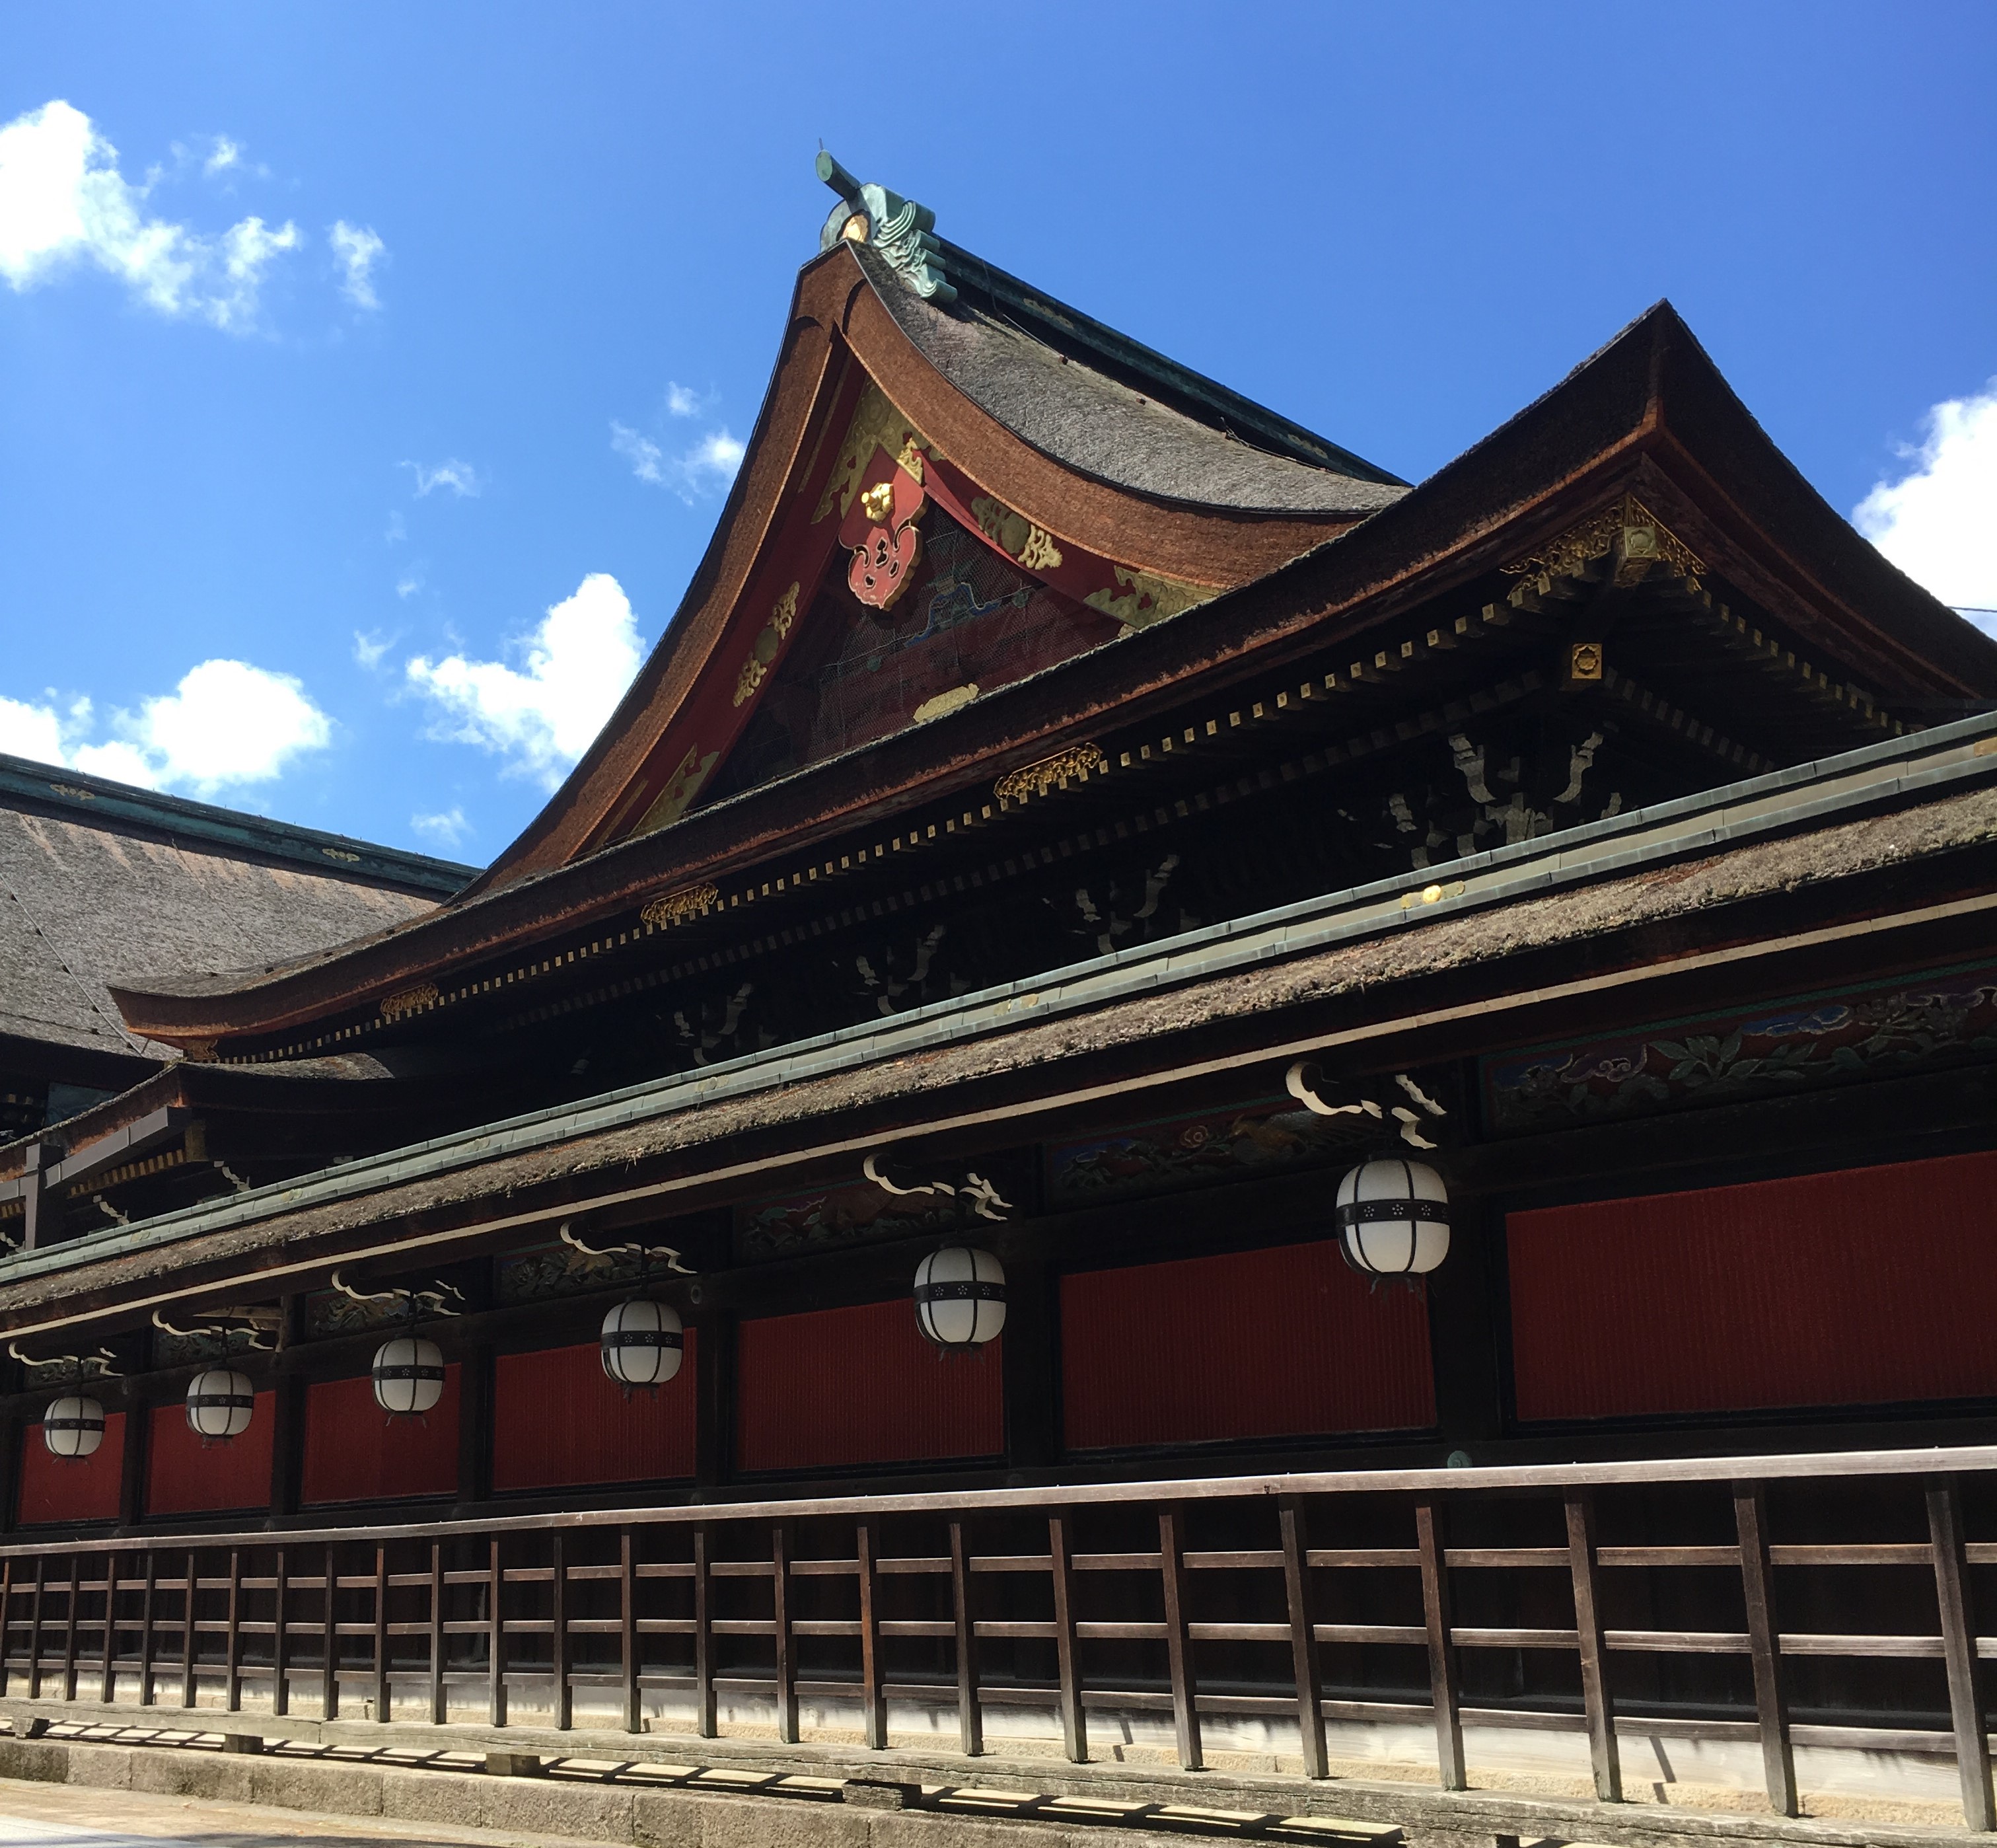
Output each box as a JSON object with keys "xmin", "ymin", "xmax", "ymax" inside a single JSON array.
[{"xmin": 816, "ymin": 151, "xmax": 957, "ymax": 305}]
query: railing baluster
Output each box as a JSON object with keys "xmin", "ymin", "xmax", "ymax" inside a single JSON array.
[
  {"xmin": 1566, "ymin": 1489, "xmax": 1621, "ymax": 1802},
  {"xmin": 180, "ymin": 1551, "xmax": 196, "ymax": 1709},
  {"xmin": 1159, "ymin": 1504, "xmax": 1202, "ymax": 1771},
  {"xmin": 60, "ymin": 1552, "xmax": 79, "ymax": 1701},
  {"xmin": 1414, "ymin": 1499, "xmax": 1465, "ymax": 1792},
  {"xmin": 273, "ymin": 1545, "xmax": 290, "ymax": 1718},
  {"xmin": 1734, "ymin": 1481, "xmax": 1797, "ymax": 1817},
  {"xmin": 372, "ymin": 1541, "xmax": 388, "ymax": 1722},
  {"xmin": 620, "ymin": 1526, "xmax": 638, "ymax": 1734},
  {"xmin": 857, "ymin": 1513, "xmax": 885, "ymax": 1750},
  {"xmin": 487, "ymin": 1537, "xmax": 505, "ymax": 1726},
  {"xmin": 1049, "ymin": 1511, "xmax": 1087, "ymax": 1765},
  {"xmin": 949, "ymin": 1518, "xmax": 980, "ymax": 1758},
  {"xmin": 429, "ymin": 1539, "xmax": 445, "ymax": 1725},
  {"xmin": 773, "ymin": 1520, "xmax": 797, "ymax": 1746},
  {"xmin": 224, "ymin": 1547, "xmax": 243, "ymax": 1712},
  {"xmin": 1928, "ymin": 1477, "xmax": 1994, "ymax": 1831},
  {"xmin": 138, "ymin": 1551, "xmax": 156, "ymax": 1707},
  {"xmin": 26, "ymin": 1556, "xmax": 44, "ymax": 1701},
  {"xmin": 551, "ymin": 1532, "xmax": 571, "ymax": 1730},
  {"xmin": 692, "ymin": 1522, "xmax": 715, "ymax": 1738},
  {"xmin": 322, "ymin": 1544, "xmax": 339, "ymax": 1720},
  {"xmin": 98, "ymin": 1551, "xmax": 118, "ymax": 1704},
  {"xmin": 1278, "ymin": 1494, "xmax": 1326, "ymax": 1780}
]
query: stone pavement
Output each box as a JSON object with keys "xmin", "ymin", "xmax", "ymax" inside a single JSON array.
[{"xmin": 0, "ymin": 1779, "xmax": 600, "ymax": 1848}]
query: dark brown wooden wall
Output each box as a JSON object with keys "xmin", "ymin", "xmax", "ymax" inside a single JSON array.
[
  {"xmin": 1508, "ymin": 1149, "xmax": 1997, "ymax": 1421},
  {"xmin": 1060, "ymin": 1239, "xmax": 1437, "ymax": 1451}
]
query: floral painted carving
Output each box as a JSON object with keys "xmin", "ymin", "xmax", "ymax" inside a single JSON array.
[{"xmin": 1482, "ymin": 959, "xmax": 1997, "ymax": 1134}]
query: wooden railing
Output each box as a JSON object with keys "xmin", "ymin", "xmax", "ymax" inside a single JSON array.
[{"xmin": 2, "ymin": 1447, "xmax": 1994, "ymax": 1827}]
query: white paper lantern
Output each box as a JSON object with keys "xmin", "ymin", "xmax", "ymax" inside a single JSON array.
[
  {"xmin": 1335, "ymin": 1158, "xmax": 1451, "ymax": 1277},
  {"xmin": 43, "ymin": 1395, "xmax": 105, "ymax": 1461},
  {"xmin": 600, "ymin": 1298, "xmax": 684, "ymax": 1389},
  {"xmin": 186, "ymin": 1368, "xmax": 255, "ymax": 1442},
  {"xmin": 371, "ymin": 1336, "xmax": 447, "ymax": 1417},
  {"xmin": 914, "ymin": 1245, "xmax": 1007, "ymax": 1350}
]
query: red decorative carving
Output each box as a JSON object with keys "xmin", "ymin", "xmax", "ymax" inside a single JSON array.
[{"xmin": 838, "ymin": 453, "xmax": 926, "ymax": 610}]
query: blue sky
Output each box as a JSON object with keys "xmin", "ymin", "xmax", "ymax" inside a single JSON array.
[{"xmin": 2, "ymin": 2, "xmax": 1992, "ymax": 866}]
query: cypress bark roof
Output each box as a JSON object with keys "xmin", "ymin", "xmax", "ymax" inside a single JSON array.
[{"xmin": 0, "ymin": 755, "xmax": 469, "ymax": 1063}]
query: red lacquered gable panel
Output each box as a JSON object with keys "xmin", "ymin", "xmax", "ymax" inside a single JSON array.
[
  {"xmin": 301, "ymin": 1370, "xmax": 460, "ymax": 1506},
  {"xmin": 1062, "ymin": 1241, "xmax": 1435, "ymax": 1452},
  {"xmin": 492, "ymin": 1337, "xmax": 698, "ymax": 1493},
  {"xmin": 736, "ymin": 1300, "xmax": 1001, "ymax": 1473},
  {"xmin": 147, "ymin": 1395, "xmax": 274, "ymax": 1516},
  {"xmin": 1508, "ymin": 1150, "xmax": 1997, "ymax": 1422},
  {"xmin": 18, "ymin": 1411, "xmax": 125, "ymax": 1526}
]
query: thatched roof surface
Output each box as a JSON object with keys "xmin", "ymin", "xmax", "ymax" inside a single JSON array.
[{"xmin": 5, "ymin": 771, "xmax": 1990, "ymax": 1320}]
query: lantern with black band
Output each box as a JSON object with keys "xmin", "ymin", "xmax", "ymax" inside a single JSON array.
[
  {"xmin": 372, "ymin": 1335, "xmax": 447, "ymax": 1418},
  {"xmin": 914, "ymin": 1244, "xmax": 1007, "ymax": 1349},
  {"xmin": 600, "ymin": 1297, "xmax": 684, "ymax": 1389},
  {"xmin": 42, "ymin": 1393, "xmax": 105, "ymax": 1460},
  {"xmin": 186, "ymin": 1367, "xmax": 255, "ymax": 1442},
  {"xmin": 1334, "ymin": 1157, "xmax": 1451, "ymax": 1279}
]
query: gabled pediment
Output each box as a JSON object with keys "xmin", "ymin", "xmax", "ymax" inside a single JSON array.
[{"xmin": 467, "ymin": 203, "xmax": 1399, "ymax": 897}]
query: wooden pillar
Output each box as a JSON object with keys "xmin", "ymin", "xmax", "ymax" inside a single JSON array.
[
  {"xmin": 1279, "ymin": 1495, "xmax": 1327, "ymax": 1780},
  {"xmin": 620, "ymin": 1527, "xmax": 639, "ymax": 1735},
  {"xmin": 1048, "ymin": 1511, "xmax": 1087, "ymax": 1764},
  {"xmin": 550, "ymin": 1532, "xmax": 571, "ymax": 1730},
  {"xmin": 1414, "ymin": 1499, "xmax": 1465, "ymax": 1791},
  {"xmin": 857, "ymin": 1513, "xmax": 885, "ymax": 1750},
  {"xmin": 692, "ymin": 1522, "xmax": 715, "ymax": 1738},
  {"xmin": 694, "ymin": 1313, "xmax": 735, "ymax": 1491},
  {"xmin": 119, "ymin": 1395, "xmax": 151, "ymax": 1528},
  {"xmin": 456, "ymin": 1343, "xmax": 492, "ymax": 1508},
  {"xmin": 949, "ymin": 1518, "xmax": 981, "ymax": 1757},
  {"xmin": 1426, "ymin": 1193, "xmax": 1504, "ymax": 1448},
  {"xmin": 1001, "ymin": 1253, "xmax": 1058, "ymax": 1470},
  {"xmin": 1928, "ymin": 1478, "xmax": 1994, "ymax": 1831},
  {"xmin": 268, "ymin": 1376, "xmax": 303, "ymax": 1520},
  {"xmin": 1158, "ymin": 1504, "xmax": 1202, "ymax": 1771},
  {"xmin": 18, "ymin": 1144, "xmax": 53, "ymax": 1252},
  {"xmin": 772, "ymin": 1520, "xmax": 798, "ymax": 1746},
  {"xmin": 1734, "ymin": 1483, "xmax": 1798, "ymax": 1818},
  {"xmin": 1565, "ymin": 1490, "xmax": 1621, "ymax": 1802}
]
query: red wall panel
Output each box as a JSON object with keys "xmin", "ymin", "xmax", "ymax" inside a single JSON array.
[
  {"xmin": 147, "ymin": 1393, "xmax": 274, "ymax": 1516},
  {"xmin": 17, "ymin": 1411, "xmax": 125, "ymax": 1526},
  {"xmin": 492, "ymin": 1337, "xmax": 698, "ymax": 1493},
  {"xmin": 737, "ymin": 1300, "xmax": 1002, "ymax": 1473},
  {"xmin": 302, "ymin": 1369, "xmax": 460, "ymax": 1506},
  {"xmin": 1062, "ymin": 1240, "xmax": 1435, "ymax": 1452},
  {"xmin": 1508, "ymin": 1150, "xmax": 1997, "ymax": 1422}
]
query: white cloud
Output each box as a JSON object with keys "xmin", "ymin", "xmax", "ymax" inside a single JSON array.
[
  {"xmin": 0, "ymin": 99, "xmax": 300, "ymax": 331},
  {"xmin": 353, "ymin": 629, "xmax": 393, "ymax": 670},
  {"xmin": 384, "ymin": 510, "xmax": 407, "ymax": 543},
  {"xmin": 610, "ymin": 420, "xmax": 665, "ymax": 484},
  {"xmin": 203, "ymin": 135, "xmax": 241, "ymax": 176},
  {"xmin": 410, "ymin": 805, "xmax": 470, "ymax": 849},
  {"xmin": 612, "ymin": 418, "xmax": 745, "ymax": 503},
  {"xmin": 329, "ymin": 219, "xmax": 384, "ymax": 310},
  {"xmin": 0, "ymin": 659, "xmax": 332, "ymax": 794},
  {"xmin": 402, "ymin": 457, "xmax": 481, "ymax": 498},
  {"xmin": 1854, "ymin": 381, "xmax": 1997, "ymax": 635},
  {"xmin": 395, "ymin": 572, "xmax": 423, "ymax": 600},
  {"xmin": 665, "ymin": 382, "xmax": 705, "ymax": 417},
  {"xmin": 404, "ymin": 573, "xmax": 645, "ymax": 788}
]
